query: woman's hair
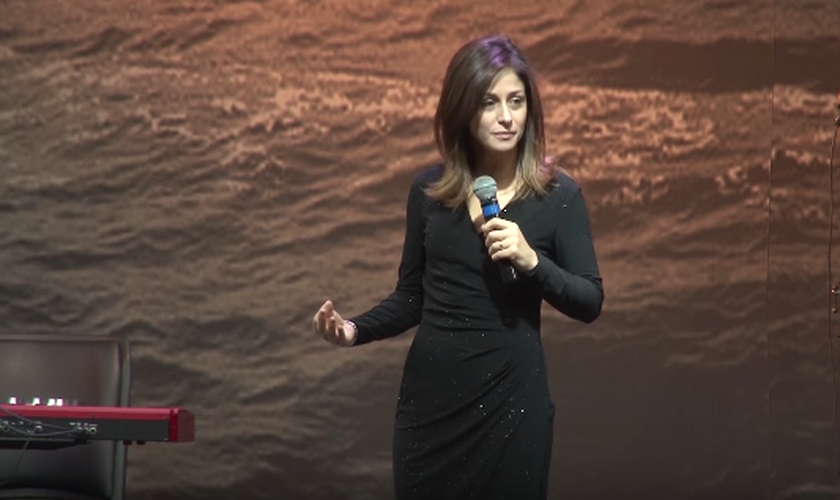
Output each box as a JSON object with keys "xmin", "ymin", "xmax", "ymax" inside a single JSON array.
[{"xmin": 427, "ymin": 34, "xmax": 556, "ymax": 208}]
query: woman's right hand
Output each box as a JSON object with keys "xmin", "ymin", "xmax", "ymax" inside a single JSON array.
[{"xmin": 312, "ymin": 300, "xmax": 357, "ymax": 347}]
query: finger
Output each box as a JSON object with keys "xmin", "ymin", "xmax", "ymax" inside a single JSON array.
[
  {"xmin": 485, "ymin": 232, "xmax": 509, "ymax": 250},
  {"xmin": 337, "ymin": 321, "xmax": 349, "ymax": 342},
  {"xmin": 485, "ymin": 226, "xmax": 513, "ymax": 243},
  {"xmin": 330, "ymin": 307, "xmax": 344, "ymax": 338},
  {"xmin": 318, "ymin": 300, "xmax": 336, "ymax": 332},
  {"xmin": 484, "ymin": 237, "xmax": 496, "ymax": 251},
  {"xmin": 326, "ymin": 316, "xmax": 338, "ymax": 340},
  {"xmin": 315, "ymin": 309, "xmax": 327, "ymax": 333},
  {"xmin": 492, "ymin": 240, "xmax": 516, "ymax": 258},
  {"xmin": 481, "ymin": 218, "xmax": 511, "ymax": 233}
]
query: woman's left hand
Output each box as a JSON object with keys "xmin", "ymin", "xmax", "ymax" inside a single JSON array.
[{"xmin": 480, "ymin": 218, "xmax": 539, "ymax": 273}]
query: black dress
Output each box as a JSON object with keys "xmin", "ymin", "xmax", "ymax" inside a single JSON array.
[{"xmin": 350, "ymin": 165, "xmax": 603, "ymax": 500}]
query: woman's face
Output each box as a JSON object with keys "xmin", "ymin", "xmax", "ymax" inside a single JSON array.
[{"xmin": 470, "ymin": 68, "xmax": 528, "ymax": 156}]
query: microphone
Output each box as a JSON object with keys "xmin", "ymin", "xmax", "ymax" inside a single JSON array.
[{"xmin": 472, "ymin": 175, "xmax": 518, "ymax": 284}]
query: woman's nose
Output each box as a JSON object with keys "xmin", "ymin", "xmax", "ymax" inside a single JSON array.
[{"xmin": 497, "ymin": 104, "xmax": 512, "ymax": 125}]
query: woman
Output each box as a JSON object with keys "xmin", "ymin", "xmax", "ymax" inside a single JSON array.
[{"xmin": 312, "ymin": 34, "xmax": 603, "ymax": 500}]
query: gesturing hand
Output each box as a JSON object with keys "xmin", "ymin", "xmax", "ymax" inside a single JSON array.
[
  {"xmin": 480, "ymin": 218, "xmax": 539, "ymax": 273},
  {"xmin": 312, "ymin": 300, "xmax": 357, "ymax": 347}
]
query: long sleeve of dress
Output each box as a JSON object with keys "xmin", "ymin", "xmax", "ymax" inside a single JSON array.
[
  {"xmin": 525, "ymin": 184, "xmax": 604, "ymax": 323},
  {"xmin": 349, "ymin": 175, "xmax": 427, "ymax": 346}
]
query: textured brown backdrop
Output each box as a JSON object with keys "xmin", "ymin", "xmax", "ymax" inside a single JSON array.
[{"xmin": 1, "ymin": 0, "xmax": 840, "ymax": 498}]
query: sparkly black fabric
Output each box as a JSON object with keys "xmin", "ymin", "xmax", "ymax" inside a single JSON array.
[{"xmin": 350, "ymin": 165, "xmax": 603, "ymax": 500}]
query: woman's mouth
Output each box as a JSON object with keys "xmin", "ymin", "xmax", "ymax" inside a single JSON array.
[{"xmin": 493, "ymin": 131, "xmax": 517, "ymax": 140}]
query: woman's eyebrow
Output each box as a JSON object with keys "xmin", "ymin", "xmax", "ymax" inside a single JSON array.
[{"xmin": 484, "ymin": 89, "xmax": 525, "ymax": 98}]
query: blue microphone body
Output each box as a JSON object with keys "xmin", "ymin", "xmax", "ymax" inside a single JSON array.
[{"xmin": 481, "ymin": 199, "xmax": 501, "ymax": 220}]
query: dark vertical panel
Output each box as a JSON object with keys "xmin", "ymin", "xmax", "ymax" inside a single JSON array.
[{"xmin": 768, "ymin": 1, "xmax": 840, "ymax": 498}]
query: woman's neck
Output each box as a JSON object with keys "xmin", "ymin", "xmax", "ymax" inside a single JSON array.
[{"xmin": 473, "ymin": 149, "xmax": 519, "ymax": 192}]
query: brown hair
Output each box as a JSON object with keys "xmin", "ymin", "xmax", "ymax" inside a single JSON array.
[{"xmin": 427, "ymin": 34, "xmax": 555, "ymax": 208}]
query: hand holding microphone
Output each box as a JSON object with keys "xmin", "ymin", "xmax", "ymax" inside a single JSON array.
[{"xmin": 472, "ymin": 176, "xmax": 539, "ymax": 283}]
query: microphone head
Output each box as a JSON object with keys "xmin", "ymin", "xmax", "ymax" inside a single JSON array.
[{"xmin": 472, "ymin": 175, "xmax": 497, "ymax": 203}]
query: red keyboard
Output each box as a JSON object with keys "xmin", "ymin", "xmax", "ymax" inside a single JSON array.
[{"xmin": 0, "ymin": 404, "xmax": 194, "ymax": 447}]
